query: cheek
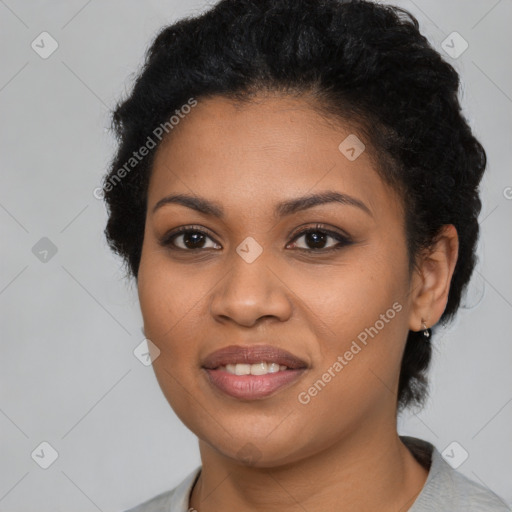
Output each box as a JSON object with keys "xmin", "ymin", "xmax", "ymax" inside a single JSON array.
[
  {"xmin": 137, "ymin": 247, "xmax": 206, "ymax": 345},
  {"xmin": 291, "ymin": 251, "xmax": 409, "ymax": 399},
  {"xmin": 137, "ymin": 250, "xmax": 208, "ymax": 419},
  {"xmin": 294, "ymin": 254, "xmax": 407, "ymax": 337}
]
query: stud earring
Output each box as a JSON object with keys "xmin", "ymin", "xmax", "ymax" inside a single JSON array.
[{"xmin": 421, "ymin": 319, "xmax": 431, "ymax": 340}]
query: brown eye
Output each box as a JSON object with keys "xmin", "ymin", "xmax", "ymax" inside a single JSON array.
[
  {"xmin": 160, "ymin": 226, "xmax": 221, "ymax": 251},
  {"xmin": 160, "ymin": 223, "xmax": 352, "ymax": 254},
  {"xmin": 287, "ymin": 224, "xmax": 353, "ymax": 252}
]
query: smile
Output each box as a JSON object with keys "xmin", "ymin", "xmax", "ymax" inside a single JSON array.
[
  {"xmin": 219, "ymin": 362, "xmax": 288, "ymax": 375},
  {"xmin": 202, "ymin": 345, "xmax": 308, "ymax": 400}
]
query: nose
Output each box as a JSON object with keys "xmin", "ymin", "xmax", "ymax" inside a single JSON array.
[{"xmin": 209, "ymin": 251, "xmax": 293, "ymax": 328}]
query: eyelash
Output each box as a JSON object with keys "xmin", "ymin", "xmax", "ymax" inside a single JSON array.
[{"xmin": 159, "ymin": 223, "xmax": 353, "ymax": 254}]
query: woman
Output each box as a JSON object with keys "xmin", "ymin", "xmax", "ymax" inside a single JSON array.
[{"xmin": 102, "ymin": 0, "xmax": 510, "ymax": 510}]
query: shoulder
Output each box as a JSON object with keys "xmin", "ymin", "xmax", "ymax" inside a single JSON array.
[
  {"xmin": 445, "ymin": 466, "xmax": 511, "ymax": 511},
  {"xmin": 124, "ymin": 488, "xmax": 174, "ymax": 512},
  {"xmin": 123, "ymin": 466, "xmax": 201, "ymax": 512},
  {"xmin": 401, "ymin": 436, "xmax": 511, "ymax": 512}
]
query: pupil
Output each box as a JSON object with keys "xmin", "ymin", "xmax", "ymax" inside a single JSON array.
[
  {"xmin": 184, "ymin": 232, "xmax": 205, "ymax": 249},
  {"xmin": 306, "ymin": 231, "xmax": 326, "ymax": 249}
]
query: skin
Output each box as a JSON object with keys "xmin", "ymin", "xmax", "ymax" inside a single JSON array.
[{"xmin": 137, "ymin": 92, "xmax": 459, "ymax": 512}]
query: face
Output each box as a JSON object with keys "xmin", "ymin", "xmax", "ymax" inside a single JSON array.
[{"xmin": 137, "ymin": 93, "xmax": 417, "ymax": 467}]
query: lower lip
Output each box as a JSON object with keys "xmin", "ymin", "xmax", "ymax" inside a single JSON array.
[{"xmin": 203, "ymin": 368, "xmax": 306, "ymax": 400}]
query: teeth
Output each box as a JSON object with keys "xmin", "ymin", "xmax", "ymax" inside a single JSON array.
[
  {"xmin": 234, "ymin": 363, "xmax": 251, "ymax": 375},
  {"xmin": 268, "ymin": 363, "xmax": 280, "ymax": 373},
  {"xmin": 251, "ymin": 362, "xmax": 268, "ymax": 375},
  {"xmin": 219, "ymin": 362, "xmax": 290, "ymax": 375}
]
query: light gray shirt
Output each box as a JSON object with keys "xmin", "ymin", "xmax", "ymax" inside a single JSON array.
[{"xmin": 125, "ymin": 436, "xmax": 511, "ymax": 511}]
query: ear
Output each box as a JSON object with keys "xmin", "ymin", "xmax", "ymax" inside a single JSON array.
[{"xmin": 408, "ymin": 224, "xmax": 459, "ymax": 332}]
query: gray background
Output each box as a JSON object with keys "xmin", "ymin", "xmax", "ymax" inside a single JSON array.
[{"xmin": 1, "ymin": 0, "xmax": 511, "ymax": 510}]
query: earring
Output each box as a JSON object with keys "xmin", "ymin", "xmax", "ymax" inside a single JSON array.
[{"xmin": 421, "ymin": 319, "xmax": 431, "ymax": 340}]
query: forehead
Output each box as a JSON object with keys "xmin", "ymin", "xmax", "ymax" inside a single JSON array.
[
  {"xmin": 154, "ymin": 93, "xmax": 356, "ymax": 163},
  {"xmin": 148, "ymin": 94, "xmax": 402, "ymax": 222}
]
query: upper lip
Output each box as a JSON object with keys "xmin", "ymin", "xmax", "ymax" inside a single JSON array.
[{"xmin": 202, "ymin": 345, "xmax": 308, "ymax": 370}]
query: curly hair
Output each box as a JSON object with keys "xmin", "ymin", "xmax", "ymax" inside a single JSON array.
[{"xmin": 102, "ymin": 0, "xmax": 486, "ymax": 411}]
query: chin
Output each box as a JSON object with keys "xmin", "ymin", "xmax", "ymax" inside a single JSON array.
[{"xmin": 197, "ymin": 424, "xmax": 316, "ymax": 468}]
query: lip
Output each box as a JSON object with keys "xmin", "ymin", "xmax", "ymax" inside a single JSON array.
[
  {"xmin": 201, "ymin": 345, "xmax": 309, "ymax": 400},
  {"xmin": 202, "ymin": 345, "xmax": 308, "ymax": 370}
]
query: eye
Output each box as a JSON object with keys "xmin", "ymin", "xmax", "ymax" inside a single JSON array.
[
  {"xmin": 160, "ymin": 225, "xmax": 221, "ymax": 251},
  {"xmin": 160, "ymin": 223, "xmax": 352, "ymax": 253},
  {"xmin": 286, "ymin": 224, "xmax": 353, "ymax": 252}
]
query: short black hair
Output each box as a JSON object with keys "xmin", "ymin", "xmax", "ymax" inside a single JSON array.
[{"xmin": 102, "ymin": 0, "xmax": 486, "ymax": 411}]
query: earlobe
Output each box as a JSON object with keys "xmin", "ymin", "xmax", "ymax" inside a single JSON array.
[{"xmin": 408, "ymin": 224, "xmax": 459, "ymax": 332}]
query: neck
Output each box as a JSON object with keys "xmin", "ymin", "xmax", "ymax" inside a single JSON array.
[{"xmin": 189, "ymin": 416, "xmax": 428, "ymax": 512}]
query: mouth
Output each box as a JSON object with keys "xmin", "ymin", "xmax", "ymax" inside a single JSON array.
[{"xmin": 201, "ymin": 345, "xmax": 308, "ymax": 400}]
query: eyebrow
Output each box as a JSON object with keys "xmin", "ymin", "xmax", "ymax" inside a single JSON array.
[{"xmin": 152, "ymin": 190, "xmax": 372, "ymax": 218}]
